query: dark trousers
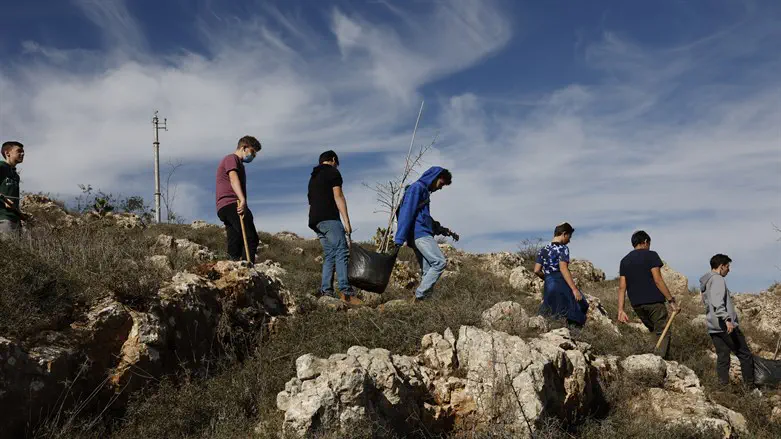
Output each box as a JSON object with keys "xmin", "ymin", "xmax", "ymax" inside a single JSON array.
[
  {"xmin": 711, "ymin": 328, "xmax": 755, "ymax": 386},
  {"xmin": 633, "ymin": 302, "xmax": 671, "ymax": 359},
  {"xmin": 217, "ymin": 205, "xmax": 259, "ymax": 263}
]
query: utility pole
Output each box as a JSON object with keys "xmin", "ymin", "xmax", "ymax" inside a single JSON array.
[{"xmin": 152, "ymin": 111, "xmax": 167, "ymax": 223}]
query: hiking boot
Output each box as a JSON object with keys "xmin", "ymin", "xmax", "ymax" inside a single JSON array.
[
  {"xmin": 412, "ymin": 295, "xmax": 429, "ymax": 303},
  {"xmin": 339, "ymin": 292, "xmax": 363, "ymax": 306}
]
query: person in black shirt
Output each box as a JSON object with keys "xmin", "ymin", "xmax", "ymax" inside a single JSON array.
[
  {"xmin": 617, "ymin": 230, "xmax": 679, "ymax": 359},
  {"xmin": 308, "ymin": 150, "xmax": 361, "ymax": 306}
]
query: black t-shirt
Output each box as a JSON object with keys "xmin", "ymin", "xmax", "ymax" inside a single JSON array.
[
  {"xmin": 619, "ymin": 249, "xmax": 665, "ymax": 306},
  {"xmin": 308, "ymin": 165, "xmax": 343, "ymax": 231}
]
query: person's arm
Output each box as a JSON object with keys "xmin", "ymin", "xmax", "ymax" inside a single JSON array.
[
  {"xmin": 559, "ymin": 260, "xmax": 582, "ymax": 300},
  {"xmin": 432, "ymin": 220, "xmax": 459, "ymax": 241},
  {"xmin": 533, "ymin": 263, "xmax": 544, "ymax": 280},
  {"xmin": 617, "ymin": 276, "xmax": 629, "ymax": 323},
  {"xmin": 394, "ymin": 185, "xmax": 422, "ymax": 246},
  {"xmin": 332, "ymin": 186, "xmax": 351, "ymax": 234},
  {"xmin": 708, "ymin": 276, "xmax": 734, "ymax": 333},
  {"xmin": 650, "ymin": 267, "xmax": 678, "ymax": 312},
  {"xmin": 228, "ymin": 170, "xmax": 246, "ymax": 215}
]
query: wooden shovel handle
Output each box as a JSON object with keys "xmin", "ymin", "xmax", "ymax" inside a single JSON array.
[{"xmin": 655, "ymin": 308, "xmax": 680, "ymax": 350}]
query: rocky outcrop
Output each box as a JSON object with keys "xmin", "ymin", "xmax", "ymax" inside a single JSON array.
[
  {"xmin": 154, "ymin": 234, "xmax": 216, "ymax": 262},
  {"xmin": 277, "ymin": 297, "xmax": 750, "ymax": 439},
  {"xmin": 0, "ymin": 261, "xmax": 289, "ymax": 434},
  {"xmin": 583, "ymin": 294, "xmax": 620, "ymax": 334},
  {"xmin": 661, "ymin": 262, "xmax": 689, "ymax": 296},
  {"xmin": 617, "ymin": 353, "xmax": 746, "ymax": 438},
  {"xmin": 276, "ymin": 326, "xmax": 603, "ymax": 438},
  {"xmin": 21, "ymin": 194, "xmax": 81, "ymax": 228},
  {"xmin": 631, "ymin": 388, "xmax": 746, "ymax": 438},
  {"xmin": 569, "ymin": 259, "xmax": 606, "ymax": 286},
  {"xmin": 274, "ymin": 231, "xmax": 303, "ymax": 241},
  {"xmin": 478, "ymin": 252, "xmax": 525, "ymax": 279},
  {"xmin": 509, "ymin": 266, "xmax": 544, "ymax": 298},
  {"xmin": 733, "ymin": 291, "xmax": 781, "ymax": 338}
]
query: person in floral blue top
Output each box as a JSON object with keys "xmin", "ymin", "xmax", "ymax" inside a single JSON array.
[{"xmin": 534, "ymin": 222, "xmax": 588, "ymax": 326}]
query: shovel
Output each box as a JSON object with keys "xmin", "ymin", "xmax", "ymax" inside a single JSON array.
[
  {"xmin": 655, "ymin": 308, "xmax": 680, "ymax": 351},
  {"xmin": 238, "ymin": 202, "xmax": 252, "ymax": 264}
]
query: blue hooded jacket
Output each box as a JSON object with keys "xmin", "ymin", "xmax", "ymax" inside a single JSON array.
[{"xmin": 394, "ymin": 166, "xmax": 444, "ymax": 245}]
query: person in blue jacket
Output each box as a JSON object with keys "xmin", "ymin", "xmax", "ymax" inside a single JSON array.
[{"xmin": 394, "ymin": 166, "xmax": 458, "ymax": 301}]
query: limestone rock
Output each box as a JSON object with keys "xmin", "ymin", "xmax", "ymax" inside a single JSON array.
[
  {"xmin": 419, "ymin": 328, "xmax": 457, "ymax": 374},
  {"xmin": 452, "ymin": 327, "xmax": 602, "ymax": 436},
  {"xmin": 174, "ymin": 238, "xmax": 215, "ymax": 261},
  {"xmin": 621, "ymin": 354, "xmax": 667, "ymax": 387},
  {"xmin": 20, "ymin": 194, "xmax": 81, "ymax": 228},
  {"xmin": 661, "ymin": 262, "xmax": 689, "ymax": 296},
  {"xmin": 191, "ymin": 220, "xmax": 218, "ymax": 229},
  {"xmin": 276, "ymin": 347, "xmax": 432, "ymax": 437},
  {"xmin": 146, "ymin": 255, "xmax": 173, "ymax": 272},
  {"xmin": 592, "ymin": 355, "xmax": 621, "ymax": 385},
  {"xmin": 630, "ymin": 388, "xmax": 747, "ymax": 438},
  {"xmin": 478, "ymin": 252, "xmax": 524, "ymax": 279},
  {"xmin": 275, "ymin": 326, "xmax": 603, "ymax": 438},
  {"xmin": 291, "ymin": 247, "xmax": 304, "ymax": 256},
  {"xmin": 733, "ymin": 291, "xmax": 781, "ymax": 338},
  {"xmin": 480, "ymin": 301, "xmax": 529, "ymax": 330},
  {"xmin": 584, "ymin": 294, "xmax": 619, "ymax": 334},
  {"xmin": 509, "ymin": 266, "xmax": 544, "ymax": 298},
  {"xmin": 357, "ymin": 291, "xmax": 383, "ymax": 307},
  {"xmin": 274, "ymin": 231, "xmax": 303, "ymax": 241},
  {"xmin": 569, "ymin": 259, "xmax": 606, "ymax": 286}
]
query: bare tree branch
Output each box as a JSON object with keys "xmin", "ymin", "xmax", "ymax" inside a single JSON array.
[{"xmin": 161, "ymin": 160, "xmax": 183, "ymax": 223}]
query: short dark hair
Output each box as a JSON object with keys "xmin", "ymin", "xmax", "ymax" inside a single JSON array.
[
  {"xmin": 319, "ymin": 150, "xmax": 339, "ymax": 165},
  {"xmin": 237, "ymin": 136, "xmax": 261, "ymax": 151},
  {"xmin": 631, "ymin": 230, "xmax": 651, "ymax": 247},
  {"xmin": 438, "ymin": 169, "xmax": 452, "ymax": 185},
  {"xmin": 710, "ymin": 254, "xmax": 732, "ymax": 269},
  {"xmin": 554, "ymin": 222, "xmax": 575, "ymax": 237},
  {"xmin": 1, "ymin": 141, "xmax": 23, "ymax": 159}
]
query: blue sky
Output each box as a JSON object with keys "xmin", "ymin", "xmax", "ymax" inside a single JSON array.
[{"xmin": 1, "ymin": 0, "xmax": 779, "ymax": 291}]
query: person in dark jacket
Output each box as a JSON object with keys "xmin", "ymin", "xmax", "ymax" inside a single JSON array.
[
  {"xmin": 533, "ymin": 222, "xmax": 588, "ymax": 326},
  {"xmin": 308, "ymin": 150, "xmax": 361, "ymax": 306},
  {"xmin": 0, "ymin": 141, "xmax": 27, "ymax": 238},
  {"xmin": 394, "ymin": 166, "xmax": 458, "ymax": 301},
  {"xmin": 701, "ymin": 253, "xmax": 755, "ymax": 389}
]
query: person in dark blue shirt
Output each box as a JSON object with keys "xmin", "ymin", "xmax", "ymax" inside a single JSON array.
[
  {"xmin": 534, "ymin": 222, "xmax": 587, "ymax": 326},
  {"xmin": 617, "ymin": 230, "xmax": 679, "ymax": 359}
]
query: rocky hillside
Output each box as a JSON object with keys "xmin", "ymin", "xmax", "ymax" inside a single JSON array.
[{"xmin": 1, "ymin": 195, "xmax": 780, "ymax": 438}]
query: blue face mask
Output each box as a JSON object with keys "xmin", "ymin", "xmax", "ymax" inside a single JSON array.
[{"xmin": 242, "ymin": 153, "xmax": 255, "ymax": 164}]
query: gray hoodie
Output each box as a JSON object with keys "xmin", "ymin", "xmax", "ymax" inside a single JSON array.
[{"xmin": 700, "ymin": 271, "xmax": 739, "ymax": 333}]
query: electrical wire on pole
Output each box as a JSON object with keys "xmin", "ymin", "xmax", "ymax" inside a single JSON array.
[{"xmin": 152, "ymin": 111, "xmax": 167, "ymax": 223}]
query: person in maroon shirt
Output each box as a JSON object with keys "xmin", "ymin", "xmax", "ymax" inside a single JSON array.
[{"xmin": 215, "ymin": 136, "xmax": 261, "ymax": 263}]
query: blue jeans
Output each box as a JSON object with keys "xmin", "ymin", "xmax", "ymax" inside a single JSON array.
[
  {"xmin": 316, "ymin": 220, "xmax": 352, "ymax": 296},
  {"xmin": 410, "ymin": 235, "xmax": 447, "ymax": 299}
]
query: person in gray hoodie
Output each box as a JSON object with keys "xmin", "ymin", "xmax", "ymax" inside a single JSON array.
[{"xmin": 700, "ymin": 253, "xmax": 755, "ymax": 388}]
